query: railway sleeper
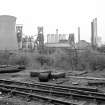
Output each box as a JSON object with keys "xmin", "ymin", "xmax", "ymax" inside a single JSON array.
[
  {"xmin": 0, "ymin": 86, "xmax": 105, "ymax": 103},
  {"xmin": 10, "ymin": 90, "xmax": 79, "ymax": 105},
  {"xmin": 0, "ymin": 87, "xmax": 87, "ymax": 105},
  {"xmin": 0, "ymin": 86, "xmax": 104, "ymax": 104},
  {"xmin": 0, "ymin": 83, "xmax": 104, "ymax": 99},
  {"xmin": 0, "ymin": 83, "xmax": 100, "ymax": 97},
  {"xmin": 0, "ymin": 79, "xmax": 98, "ymax": 92}
]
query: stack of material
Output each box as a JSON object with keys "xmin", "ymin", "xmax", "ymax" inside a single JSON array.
[
  {"xmin": 88, "ymin": 81, "xmax": 105, "ymax": 86},
  {"xmin": 38, "ymin": 72, "xmax": 51, "ymax": 82},
  {"xmin": 30, "ymin": 71, "xmax": 40, "ymax": 77},
  {"xmin": 94, "ymin": 65, "xmax": 105, "ymax": 71},
  {"xmin": 51, "ymin": 72, "xmax": 66, "ymax": 79},
  {"xmin": 30, "ymin": 70, "xmax": 51, "ymax": 77},
  {"xmin": 30, "ymin": 70, "xmax": 66, "ymax": 82},
  {"xmin": 0, "ymin": 65, "xmax": 25, "ymax": 73}
]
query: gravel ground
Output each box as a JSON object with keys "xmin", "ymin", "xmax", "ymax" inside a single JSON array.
[
  {"xmin": 0, "ymin": 69, "xmax": 105, "ymax": 104},
  {"xmin": 0, "ymin": 97, "xmax": 28, "ymax": 105},
  {"xmin": 0, "ymin": 69, "xmax": 104, "ymax": 87},
  {"xmin": 0, "ymin": 96, "xmax": 46, "ymax": 105}
]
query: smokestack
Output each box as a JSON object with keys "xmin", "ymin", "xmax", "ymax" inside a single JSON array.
[
  {"xmin": 56, "ymin": 29, "xmax": 58, "ymax": 35},
  {"xmin": 93, "ymin": 18, "xmax": 97, "ymax": 45},
  {"xmin": 78, "ymin": 27, "xmax": 80, "ymax": 42},
  {"xmin": 91, "ymin": 18, "xmax": 97, "ymax": 48},
  {"xmin": 47, "ymin": 34, "xmax": 49, "ymax": 43},
  {"xmin": 91, "ymin": 21, "xmax": 94, "ymax": 47},
  {"xmin": 55, "ymin": 29, "xmax": 59, "ymax": 43}
]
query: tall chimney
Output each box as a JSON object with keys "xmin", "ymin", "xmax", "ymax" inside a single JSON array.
[
  {"xmin": 91, "ymin": 18, "xmax": 97, "ymax": 48},
  {"xmin": 94, "ymin": 18, "xmax": 97, "ymax": 45},
  {"xmin": 55, "ymin": 29, "xmax": 59, "ymax": 43},
  {"xmin": 78, "ymin": 27, "xmax": 80, "ymax": 42},
  {"xmin": 91, "ymin": 21, "xmax": 94, "ymax": 47}
]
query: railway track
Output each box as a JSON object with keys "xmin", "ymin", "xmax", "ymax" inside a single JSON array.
[
  {"xmin": 0, "ymin": 79, "xmax": 98, "ymax": 92},
  {"xmin": 0, "ymin": 79, "xmax": 104, "ymax": 104}
]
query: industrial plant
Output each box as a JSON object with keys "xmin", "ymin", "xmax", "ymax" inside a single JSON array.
[
  {"xmin": 0, "ymin": 15, "xmax": 102, "ymax": 52},
  {"xmin": 0, "ymin": 15, "xmax": 105, "ymax": 105},
  {"xmin": 15, "ymin": 17, "xmax": 102, "ymax": 52}
]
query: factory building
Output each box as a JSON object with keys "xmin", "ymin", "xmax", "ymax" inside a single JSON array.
[
  {"xmin": 47, "ymin": 34, "xmax": 59, "ymax": 43},
  {"xmin": 59, "ymin": 34, "xmax": 67, "ymax": 42},
  {"xmin": 47, "ymin": 29, "xmax": 59, "ymax": 43},
  {"xmin": 0, "ymin": 15, "xmax": 18, "ymax": 50},
  {"xmin": 46, "ymin": 29, "xmax": 75, "ymax": 48}
]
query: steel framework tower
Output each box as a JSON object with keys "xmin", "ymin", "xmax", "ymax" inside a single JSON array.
[
  {"xmin": 16, "ymin": 24, "xmax": 23, "ymax": 49},
  {"xmin": 36, "ymin": 27, "xmax": 44, "ymax": 53}
]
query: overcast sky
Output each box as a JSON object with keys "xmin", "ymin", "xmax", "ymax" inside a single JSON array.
[{"xmin": 0, "ymin": 0, "xmax": 104, "ymax": 43}]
